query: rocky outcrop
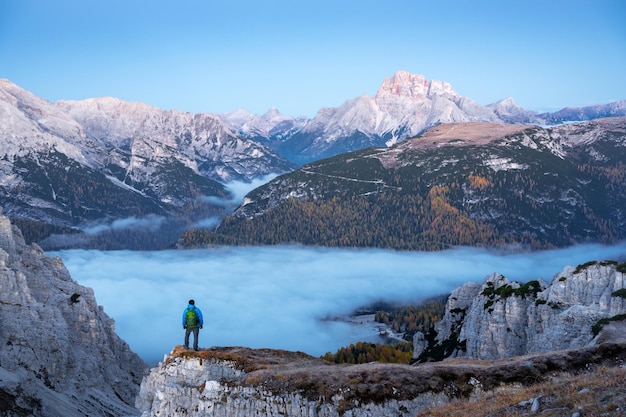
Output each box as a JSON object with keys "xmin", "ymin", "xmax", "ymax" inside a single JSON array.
[
  {"xmin": 137, "ymin": 342, "xmax": 626, "ymax": 417},
  {"xmin": 0, "ymin": 209, "xmax": 147, "ymax": 416},
  {"xmin": 136, "ymin": 347, "xmax": 447, "ymax": 417},
  {"xmin": 421, "ymin": 261, "xmax": 626, "ymax": 361}
]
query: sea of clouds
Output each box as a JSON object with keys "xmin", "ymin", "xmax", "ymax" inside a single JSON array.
[{"xmin": 51, "ymin": 242, "xmax": 626, "ymax": 365}]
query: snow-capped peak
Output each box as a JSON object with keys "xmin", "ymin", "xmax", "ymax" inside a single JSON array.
[
  {"xmin": 221, "ymin": 107, "xmax": 307, "ymax": 138},
  {"xmin": 262, "ymin": 107, "xmax": 282, "ymax": 120},
  {"xmin": 221, "ymin": 108, "xmax": 256, "ymax": 126},
  {"xmin": 487, "ymin": 96, "xmax": 535, "ymax": 121},
  {"xmin": 0, "ymin": 78, "xmax": 89, "ymax": 163}
]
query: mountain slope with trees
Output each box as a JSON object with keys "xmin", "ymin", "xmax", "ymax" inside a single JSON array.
[
  {"xmin": 2, "ymin": 75, "xmax": 625, "ymax": 250},
  {"xmin": 179, "ymin": 118, "xmax": 626, "ymax": 250},
  {"xmin": 0, "ymin": 78, "xmax": 293, "ymax": 249}
]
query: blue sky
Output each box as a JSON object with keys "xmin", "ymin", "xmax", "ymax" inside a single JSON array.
[{"xmin": 1, "ymin": 0, "xmax": 625, "ymax": 117}]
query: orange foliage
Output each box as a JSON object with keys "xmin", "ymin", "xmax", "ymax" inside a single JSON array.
[{"xmin": 468, "ymin": 173, "xmax": 491, "ymax": 190}]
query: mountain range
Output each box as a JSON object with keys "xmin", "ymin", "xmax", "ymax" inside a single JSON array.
[
  {"xmin": 181, "ymin": 117, "xmax": 626, "ymax": 250},
  {"xmin": 1, "ymin": 72, "xmax": 626, "ymax": 249},
  {"xmin": 222, "ymin": 71, "xmax": 626, "ymax": 165},
  {"xmin": 0, "ymin": 78, "xmax": 292, "ymax": 248}
]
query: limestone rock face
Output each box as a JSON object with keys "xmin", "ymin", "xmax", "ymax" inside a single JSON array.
[
  {"xmin": 434, "ymin": 281, "xmax": 482, "ymax": 344},
  {"xmin": 0, "ymin": 209, "xmax": 148, "ymax": 416},
  {"xmin": 429, "ymin": 262, "xmax": 626, "ymax": 360},
  {"xmin": 411, "ymin": 331, "xmax": 427, "ymax": 359},
  {"xmin": 136, "ymin": 348, "xmax": 450, "ymax": 417},
  {"xmin": 137, "ymin": 340, "xmax": 626, "ymax": 417}
]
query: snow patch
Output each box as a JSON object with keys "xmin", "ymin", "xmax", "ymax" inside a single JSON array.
[{"xmin": 483, "ymin": 158, "xmax": 528, "ymax": 172}]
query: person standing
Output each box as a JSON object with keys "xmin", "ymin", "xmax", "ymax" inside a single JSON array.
[{"xmin": 182, "ymin": 299, "xmax": 203, "ymax": 351}]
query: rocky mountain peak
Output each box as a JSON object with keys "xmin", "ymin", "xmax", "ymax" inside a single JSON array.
[
  {"xmin": 494, "ymin": 96, "xmax": 518, "ymax": 107},
  {"xmin": 375, "ymin": 71, "xmax": 458, "ymax": 100},
  {"xmin": 487, "ymin": 96, "xmax": 532, "ymax": 121},
  {"xmin": 0, "ymin": 79, "xmax": 89, "ymax": 166},
  {"xmin": 262, "ymin": 107, "xmax": 282, "ymax": 119},
  {"xmin": 274, "ymin": 70, "xmax": 500, "ymax": 164},
  {"xmin": 375, "ymin": 70, "xmax": 430, "ymax": 99}
]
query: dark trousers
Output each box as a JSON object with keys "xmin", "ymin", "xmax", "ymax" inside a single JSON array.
[{"xmin": 184, "ymin": 327, "xmax": 200, "ymax": 350}]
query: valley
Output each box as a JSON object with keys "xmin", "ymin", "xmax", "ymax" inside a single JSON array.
[
  {"xmin": 183, "ymin": 117, "xmax": 626, "ymax": 250},
  {"xmin": 2, "ymin": 73, "xmax": 626, "ymax": 252},
  {"xmin": 3, "ymin": 1, "xmax": 626, "ymax": 414},
  {"xmin": 2, "ymin": 70, "xmax": 626, "ymax": 415},
  {"xmin": 52, "ymin": 242, "xmax": 626, "ymax": 365}
]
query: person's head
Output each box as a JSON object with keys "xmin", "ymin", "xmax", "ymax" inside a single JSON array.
[{"xmin": 188, "ymin": 299, "xmax": 195, "ymax": 305}]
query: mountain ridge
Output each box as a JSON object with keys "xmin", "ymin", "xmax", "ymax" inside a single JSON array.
[
  {"xmin": 0, "ymin": 78, "xmax": 293, "ymax": 248},
  {"xmin": 220, "ymin": 71, "xmax": 626, "ymax": 164},
  {"xmin": 2, "ymin": 74, "xmax": 626, "ymax": 249},
  {"xmin": 180, "ymin": 117, "xmax": 626, "ymax": 250}
]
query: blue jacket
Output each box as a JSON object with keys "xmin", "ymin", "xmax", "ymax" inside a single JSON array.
[{"xmin": 182, "ymin": 304, "xmax": 204, "ymax": 328}]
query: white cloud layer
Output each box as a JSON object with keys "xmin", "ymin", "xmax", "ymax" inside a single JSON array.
[
  {"xmin": 200, "ymin": 174, "xmax": 279, "ymax": 209},
  {"xmin": 191, "ymin": 175, "xmax": 279, "ymax": 230},
  {"xmin": 82, "ymin": 214, "xmax": 167, "ymax": 235},
  {"xmin": 51, "ymin": 242, "xmax": 626, "ymax": 365}
]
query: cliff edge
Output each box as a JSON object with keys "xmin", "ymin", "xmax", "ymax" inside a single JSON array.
[
  {"xmin": 422, "ymin": 260, "xmax": 626, "ymax": 361},
  {"xmin": 137, "ymin": 342, "xmax": 626, "ymax": 417},
  {"xmin": 0, "ymin": 209, "xmax": 148, "ymax": 417}
]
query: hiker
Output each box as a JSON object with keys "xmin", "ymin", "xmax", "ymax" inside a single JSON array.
[{"xmin": 182, "ymin": 299, "xmax": 204, "ymax": 351}]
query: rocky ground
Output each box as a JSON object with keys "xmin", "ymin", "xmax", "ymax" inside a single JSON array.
[{"xmin": 164, "ymin": 338, "xmax": 626, "ymax": 416}]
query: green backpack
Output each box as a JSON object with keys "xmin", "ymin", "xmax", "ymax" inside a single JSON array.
[{"xmin": 185, "ymin": 307, "xmax": 198, "ymax": 328}]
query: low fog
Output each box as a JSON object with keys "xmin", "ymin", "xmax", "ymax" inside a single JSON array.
[
  {"xmin": 39, "ymin": 176, "xmax": 279, "ymax": 250},
  {"xmin": 51, "ymin": 243, "xmax": 626, "ymax": 365},
  {"xmin": 191, "ymin": 175, "xmax": 279, "ymax": 230},
  {"xmin": 201, "ymin": 175, "xmax": 278, "ymax": 208},
  {"xmin": 82, "ymin": 214, "xmax": 167, "ymax": 235}
]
